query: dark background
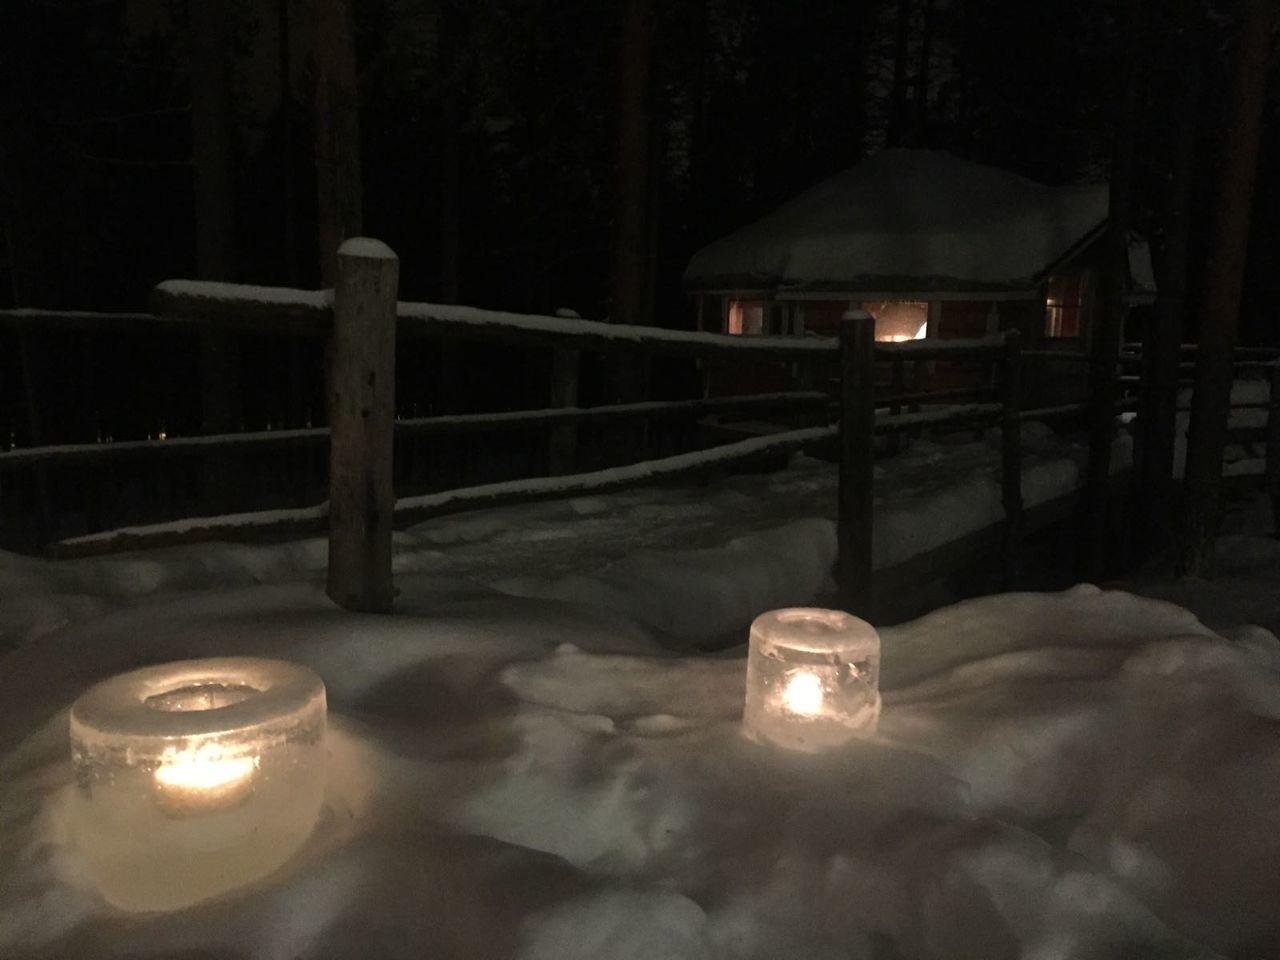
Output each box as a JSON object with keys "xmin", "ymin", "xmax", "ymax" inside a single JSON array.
[
  {"xmin": 0, "ymin": 0, "xmax": 1277, "ymax": 456},
  {"xmin": 2, "ymin": 0, "xmax": 1276, "ymax": 330}
]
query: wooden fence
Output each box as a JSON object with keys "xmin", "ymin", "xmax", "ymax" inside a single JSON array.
[
  {"xmin": 1121, "ymin": 341, "xmax": 1280, "ymax": 526},
  {"xmin": 11, "ymin": 238, "xmax": 1262, "ymax": 617}
]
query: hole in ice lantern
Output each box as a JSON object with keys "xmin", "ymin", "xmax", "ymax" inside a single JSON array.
[
  {"xmin": 69, "ymin": 658, "xmax": 326, "ymax": 911},
  {"xmin": 743, "ymin": 608, "xmax": 881, "ymax": 752}
]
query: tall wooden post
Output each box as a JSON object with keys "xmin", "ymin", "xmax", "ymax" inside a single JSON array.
[
  {"xmin": 327, "ymin": 238, "xmax": 398, "ymax": 612},
  {"xmin": 837, "ymin": 309, "xmax": 876, "ymax": 617},
  {"xmin": 1000, "ymin": 330, "xmax": 1024, "ymax": 587}
]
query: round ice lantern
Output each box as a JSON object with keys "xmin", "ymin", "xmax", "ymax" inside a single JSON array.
[
  {"xmin": 69, "ymin": 657, "xmax": 326, "ymax": 911},
  {"xmin": 743, "ymin": 608, "xmax": 881, "ymax": 751}
]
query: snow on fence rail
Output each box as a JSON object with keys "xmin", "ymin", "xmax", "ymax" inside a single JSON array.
[
  {"xmin": 49, "ymin": 425, "xmax": 837, "ymax": 560},
  {"xmin": 1, "ymin": 243, "xmax": 1106, "ymax": 616}
]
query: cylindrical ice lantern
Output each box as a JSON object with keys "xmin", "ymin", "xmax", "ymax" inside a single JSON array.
[
  {"xmin": 743, "ymin": 608, "xmax": 881, "ymax": 751},
  {"xmin": 69, "ymin": 657, "xmax": 326, "ymax": 911}
]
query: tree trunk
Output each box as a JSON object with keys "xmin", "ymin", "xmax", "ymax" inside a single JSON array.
[
  {"xmin": 191, "ymin": 0, "xmax": 237, "ymax": 284},
  {"xmin": 1084, "ymin": 0, "xmax": 1144, "ymax": 580},
  {"xmin": 887, "ymin": 0, "xmax": 911, "ymax": 147},
  {"xmin": 436, "ymin": 5, "xmax": 466, "ymax": 417},
  {"xmin": 1136, "ymin": 0, "xmax": 1201, "ymax": 556},
  {"xmin": 611, "ymin": 0, "xmax": 654, "ymax": 331},
  {"xmin": 190, "ymin": 0, "xmax": 241, "ymax": 428},
  {"xmin": 913, "ymin": 0, "xmax": 935, "ymax": 144},
  {"xmin": 438, "ymin": 2, "xmax": 464, "ymax": 304},
  {"xmin": 278, "ymin": 0, "xmax": 301, "ymax": 289},
  {"xmin": 1178, "ymin": 0, "xmax": 1276, "ymax": 577},
  {"xmin": 312, "ymin": 0, "xmax": 363, "ymax": 287}
]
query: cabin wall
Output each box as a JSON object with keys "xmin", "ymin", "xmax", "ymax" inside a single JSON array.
[{"xmin": 937, "ymin": 301, "xmax": 991, "ymax": 338}]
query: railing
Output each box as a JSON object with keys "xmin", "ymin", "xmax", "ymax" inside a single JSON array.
[
  {"xmin": 1, "ymin": 239, "xmax": 1089, "ymax": 616},
  {"xmin": 1120, "ymin": 341, "xmax": 1280, "ymax": 506}
]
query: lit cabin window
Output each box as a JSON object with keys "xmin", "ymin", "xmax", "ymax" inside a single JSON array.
[
  {"xmin": 727, "ymin": 299, "xmax": 767, "ymax": 336},
  {"xmin": 1045, "ymin": 274, "xmax": 1091, "ymax": 338},
  {"xmin": 863, "ymin": 300, "xmax": 928, "ymax": 342}
]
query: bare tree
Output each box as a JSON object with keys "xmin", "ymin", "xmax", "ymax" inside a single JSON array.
[
  {"xmin": 887, "ymin": 0, "xmax": 912, "ymax": 147},
  {"xmin": 1085, "ymin": 0, "xmax": 1144, "ymax": 579},
  {"xmin": 1179, "ymin": 0, "xmax": 1277, "ymax": 576},
  {"xmin": 312, "ymin": 0, "xmax": 363, "ymax": 286},
  {"xmin": 1136, "ymin": 0, "xmax": 1201, "ymax": 555},
  {"xmin": 611, "ymin": 0, "xmax": 655, "ymax": 330},
  {"xmin": 190, "ymin": 0, "xmax": 242, "ymax": 439}
]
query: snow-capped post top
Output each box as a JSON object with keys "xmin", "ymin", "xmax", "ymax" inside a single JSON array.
[
  {"xmin": 337, "ymin": 236, "xmax": 398, "ymax": 261},
  {"xmin": 743, "ymin": 608, "xmax": 881, "ymax": 752},
  {"xmin": 68, "ymin": 658, "xmax": 327, "ymax": 911}
]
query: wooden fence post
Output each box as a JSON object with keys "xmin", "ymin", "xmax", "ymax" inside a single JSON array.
[
  {"xmin": 548, "ymin": 347, "xmax": 580, "ymax": 475},
  {"xmin": 1000, "ymin": 330, "xmax": 1024, "ymax": 587},
  {"xmin": 837, "ymin": 309, "xmax": 876, "ymax": 617},
  {"xmin": 1267, "ymin": 363, "xmax": 1280, "ymax": 533},
  {"xmin": 327, "ymin": 237, "xmax": 398, "ymax": 613}
]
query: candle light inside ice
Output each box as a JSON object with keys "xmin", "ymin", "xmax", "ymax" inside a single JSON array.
[
  {"xmin": 69, "ymin": 658, "xmax": 326, "ymax": 911},
  {"xmin": 153, "ymin": 743, "xmax": 258, "ymax": 813},
  {"xmin": 743, "ymin": 608, "xmax": 881, "ymax": 752},
  {"xmin": 781, "ymin": 671, "xmax": 825, "ymax": 715}
]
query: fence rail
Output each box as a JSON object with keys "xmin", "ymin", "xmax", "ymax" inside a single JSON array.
[{"xmin": 8, "ymin": 242, "xmax": 1275, "ymax": 617}]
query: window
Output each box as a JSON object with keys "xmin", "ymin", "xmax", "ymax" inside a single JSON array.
[
  {"xmin": 727, "ymin": 299, "xmax": 767, "ymax": 336},
  {"xmin": 1045, "ymin": 273, "xmax": 1091, "ymax": 338},
  {"xmin": 863, "ymin": 300, "xmax": 928, "ymax": 342}
]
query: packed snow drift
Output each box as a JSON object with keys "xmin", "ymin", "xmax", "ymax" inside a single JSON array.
[{"xmin": 2, "ymin": 451, "xmax": 1278, "ymax": 960}]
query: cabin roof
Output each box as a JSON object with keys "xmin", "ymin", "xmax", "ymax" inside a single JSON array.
[{"xmin": 685, "ymin": 149, "xmax": 1151, "ymax": 295}]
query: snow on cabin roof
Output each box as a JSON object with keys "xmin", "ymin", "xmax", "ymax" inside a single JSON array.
[{"xmin": 684, "ymin": 149, "xmax": 1115, "ymax": 294}]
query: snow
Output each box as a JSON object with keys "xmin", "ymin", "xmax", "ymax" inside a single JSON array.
[
  {"xmin": 684, "ymin": 149, "xmax": 1112, "ymax": 292},
  {"xmin": 4, "ymin": 428, "xmax": 1277, "ymax": 959},
  {"xmin": 52, "ymin": 417, "xmax": 1126, "ymax": 606},
  {"xmin": 337, "ymin": 237, "xmax": 398, "ymax": 260},
  {"xmin": 876, "ymin": 333, "xmax": 1006, "ymax": 354},
  {"xmin": 155, "ymin": 279, "xmax": 332, "ymax": 308},
  {"xmin": 684, "ymin": 150, "xmax": 1158, "ymax": 301},
  {"xmin": 1173, "ymin": 376, "xmax": 1270, "ymax": 478},
  {"xmin": 398, "ymin": 299, "xmax": 839, "ymax": 353}
]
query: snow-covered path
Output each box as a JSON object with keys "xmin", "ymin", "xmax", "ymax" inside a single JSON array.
[
  {"xmin": 1, "ymin": 424, "xmax": 1109, "ymax": 653},
  {"xmin": 3, "ymin": 431, "xmax": 1279, "ymax": 960}
]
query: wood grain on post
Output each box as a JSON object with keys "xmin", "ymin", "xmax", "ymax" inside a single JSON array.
[
  {"xmin": 837, "ymin": 309, "xmax": 876, "ymax": 617},
  {"xmin": 327, "ymin": 237, "xmax": 398, "ymax": 612},
  {"xmin": 1000, "ymin": 330, "xmax": 1024, "ymax": 587}
]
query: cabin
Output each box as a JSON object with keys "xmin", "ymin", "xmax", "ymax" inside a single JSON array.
[{"xmin": 684, "ymin": 149, "xmax": 1155, "ymax": 352}]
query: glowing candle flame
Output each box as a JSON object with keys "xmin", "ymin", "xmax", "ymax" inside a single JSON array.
[
  {"xmin": 781, "ymin": 672, "xmax": 824, "ymax": 716},
  {"xmin": 154, "ymin": 742, "xmax": 257, "ymax": 815}
]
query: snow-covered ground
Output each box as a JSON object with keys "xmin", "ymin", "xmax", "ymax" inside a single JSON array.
[{"xmin": 2, "ymin": 426, "xmax": 1278, "ymax": 960}]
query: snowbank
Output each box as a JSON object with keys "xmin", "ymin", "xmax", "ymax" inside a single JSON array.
[
  {"xmin": 6, "ymin": 423, "xmax": 1124, "ymax": 652},
  {"xmin": 8, "ymin": 423, "xmax": 1274, "ymax": 960},
  {"xmin": 6, "ymin": 567, "xmax": 1274, "ymax": 958}
]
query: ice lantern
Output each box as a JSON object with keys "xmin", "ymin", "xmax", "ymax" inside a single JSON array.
[
  {"xmin": 69, "ymin": 657, "xmax": 327, "ymax": 911},
  {"xmin": 743, "ymin": 608, "xmax": 881, "ymax": 751}
]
